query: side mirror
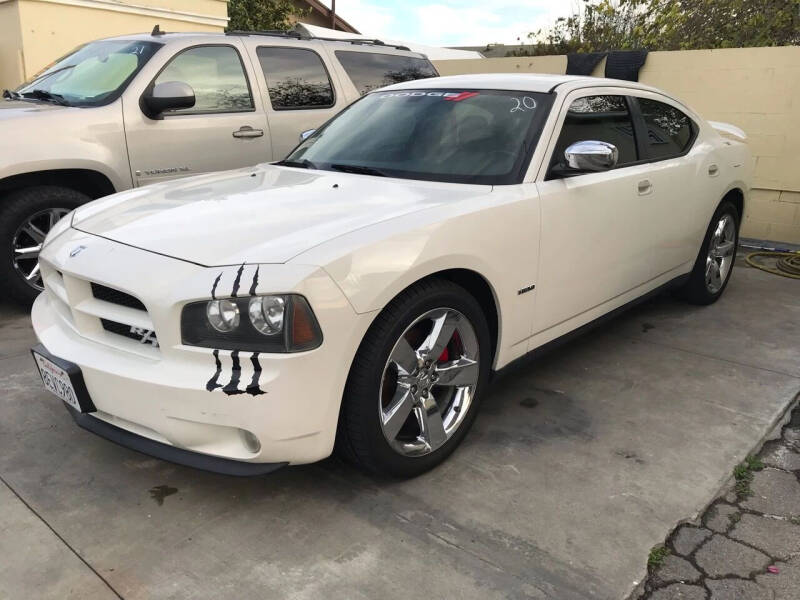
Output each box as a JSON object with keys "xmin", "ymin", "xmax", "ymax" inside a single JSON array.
[
  {"xmin": 563, "ymin": 140, "xmax": 618, "ymax": 172},
  {"xmin": 141, "ymin": 81, "xmax": 195, "ymax": 119},
  {"xmin": 299, "ymin": 129, "xmax": 316, "ymax": 142}
]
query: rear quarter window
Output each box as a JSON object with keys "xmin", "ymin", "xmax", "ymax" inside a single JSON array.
[
  {"xmin": 334, "ymin": 50, "xmax": 438, "ymax": 95},
  {"xmin": 638, "ymin": 98, "xmax": 696, "ymax": 159}
]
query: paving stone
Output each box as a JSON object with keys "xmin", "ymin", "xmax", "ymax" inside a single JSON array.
[
  {"xmin": 649, "ymin": 583, "xmax": 707, "ymax": 600},
  {"xmin": 742, "ymin": 469, "xmax": 800, "ymax": 517},
  {"xmin": 707, "ymin": 578, "xmax": 771, "ymax": 600},
  {"xmin": 653, "ymin": 555, "xmax": 701, "ymax": 585},
  {"xmin": 695, "ymin": 534, "xmax": 770, "ymax": 577},
  {"xmin": 705, "ymin": 503, "xmax": 740, "ymax": 533},
  {"xmin": 672, "ymin": 526, "xmax": 712, "ymax": 556},
  {"xmin": 783, "ymin": 426, "xmax": 800, "ymax": 447},
  {"xmin": 755, "ymin": 555, "xmax": 800, "ymax": 600},
  {"xmin": 759, "ymin": 440, "xmax": 800, "ymax": 471},
  {"xmin": 730, "ymin": 513, "xmax": 800, "ymax": 559}
]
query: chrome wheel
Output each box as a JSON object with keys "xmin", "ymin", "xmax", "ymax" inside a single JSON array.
[
  {"xmin": 11, "ymin": 207, "xmax": 69, "ymax": 291},
  {"xmin": 705, "ymin": 213, "xmax": 736, "ymax": 294},
  {"xmin": 379, "ymin": 308, "xmax": 479, "ymax": 457}
]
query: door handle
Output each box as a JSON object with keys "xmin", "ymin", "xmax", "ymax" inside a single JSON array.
[
  {"xmin": 232, "ymin": 126, "xmax": 264, "ymax": 139},
  {"xmin": 637, "ymin": 179, "xmax": 653, "ymax": 195},
  {"xmin": 708, "ymin": 164, "xmax": 719, "ymax": 177}
]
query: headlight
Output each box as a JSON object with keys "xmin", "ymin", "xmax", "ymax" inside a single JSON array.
[
  {"xmin": 181, "ymin": 294, "xmax": 322, "ymax": 353},
  {"xmin": 248, "ymin": 296, "xmax": 284, "ymax": 335},
  {"xmin": 207, "ymin": 299, "xmax": 240, "ymax": 332}
]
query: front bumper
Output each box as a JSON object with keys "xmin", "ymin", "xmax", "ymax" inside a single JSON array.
[{"xmin": 32, "ymin": 231, "xmax": 373, "ymax": 468}]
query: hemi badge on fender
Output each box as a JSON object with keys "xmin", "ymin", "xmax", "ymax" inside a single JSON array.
[{"xmin": 517, "ymin": 284, "xmax": 536, "ymax": 295}]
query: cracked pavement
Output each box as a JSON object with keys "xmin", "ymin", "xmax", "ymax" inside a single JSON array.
[{"xmin": 636, "ymin": 407, "xmax": 800, "ymax": 599}]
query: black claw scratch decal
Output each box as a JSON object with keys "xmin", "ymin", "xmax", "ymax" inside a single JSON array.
[
  {"xmin": 206, "ymin": 267, "xmax": 268, "ymax": 396},
  {"xmin": 231, "ymin": 263, "xmax": 245, "ymax": 298},
  {"xmin": 206, "ymin": 349, "xmax": 223, "ymax": 391},
  {"xmin": 211, "ymin": 272, "xmax": 222, "ymax": 300},
  {"xmin": 222, "ymin": 350, "xmax": 245, "ymax": 395},
  {"xmin": 248, "ymin": 266, "xmax": 260, "ymax": 297},
  {"xmin": 246, "ymin": 352, "xmax": 266, "ymax": 396}
]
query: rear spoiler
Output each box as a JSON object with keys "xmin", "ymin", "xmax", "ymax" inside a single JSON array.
[{"xmin": 709, "ymin": 121, "xmax": 747, "ymax": 142}]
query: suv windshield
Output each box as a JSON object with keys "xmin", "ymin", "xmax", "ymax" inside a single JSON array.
[
  {"xmin": 283, "ymin": 89, "xmax": 553, "ymax": 185},
  {"xmin": 15, "ymin": 40, "xmax": 162, "ymax": 107}
]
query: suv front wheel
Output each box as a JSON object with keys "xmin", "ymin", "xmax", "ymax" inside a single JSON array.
[{"xmin": 0, "ymin": 186, "xmax": 90, "ymax": 304}]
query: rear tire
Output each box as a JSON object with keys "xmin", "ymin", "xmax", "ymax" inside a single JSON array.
[
  {"xmin": 0, "ymin": 186, "xmax": 89, "ymax": 305},
  {"xmin": 336, "ymin": 279, "xmax": 491, "ymax": 478},
  {"xmin": 680, "ymin": 200, "xmax": 739, "ymax": 305}
]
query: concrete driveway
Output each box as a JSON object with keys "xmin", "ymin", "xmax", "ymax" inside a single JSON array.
[{"xmin": 1, "ymin": 265, "xmax": 798, "ymax": 600}]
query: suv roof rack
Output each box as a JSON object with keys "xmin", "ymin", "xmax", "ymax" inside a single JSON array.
[{"xmin": 226, "ymin": 30, "xmax": 411, "ymax": 51}]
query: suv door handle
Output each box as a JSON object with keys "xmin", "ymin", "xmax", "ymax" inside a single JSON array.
[
  {"xmin": 637, "ymin": 179, "xmax": 653, "ymax": 195},
  {"xmin": 232, "ymin": 126, "xmax": 264, "ymax": 139},
  {"xmin": 708, "ymin": 164, "xmax": 719, "ymax": 177}
]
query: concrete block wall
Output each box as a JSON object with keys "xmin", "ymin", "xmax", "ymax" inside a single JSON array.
[{"xmin": 434, "ymin": 46, "xmax": 800, "ymax": 243}]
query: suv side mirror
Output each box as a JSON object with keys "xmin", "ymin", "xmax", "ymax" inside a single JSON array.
[
  {"xmin": 299, "ymin": 129, "xmax": 316, "ymax": 142},
  {"xmin": 141, "ymin": 81, "xmax": 195, "ymax": 119},
  {"xmin": 563, "ymin": 140, "xmax": 618, "ymax": 172}
]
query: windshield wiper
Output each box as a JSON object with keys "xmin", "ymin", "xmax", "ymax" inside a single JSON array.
[
  {"xmin": 2, "ymin": 89, "xmax": 22, "ymax": 100},
  {"xmin": 21, "ymin": 89, "xmax": 70, "ymax": 106},
  {"xmin": 275, "ymin": 159, "xmax": 318, "ymax": 169},
  {"xmin": 330, "ymin": 164, "xmax": 387, "ymax": 177}
]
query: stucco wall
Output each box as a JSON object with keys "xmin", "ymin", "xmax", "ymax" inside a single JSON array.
[
  {"xmin": 434, "ymin": 46, "xmax": 800, "ymax": 244},
  {"xmin": 0, "ymin": 0, "xmax": 228, "ymax": 90}
]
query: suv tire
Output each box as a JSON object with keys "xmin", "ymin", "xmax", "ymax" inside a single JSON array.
[{"xmin": 1, "ymin": 186, "xmax": 90, "ymax": 304}]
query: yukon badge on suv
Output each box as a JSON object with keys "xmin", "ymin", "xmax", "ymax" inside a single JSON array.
[
  {"xmin": 31, "ymin": 74, "xmax": 751, "ymax": 477},
  {"xmin": 0, "ymin": 29, "xmax": 438, "ymax": 303}
]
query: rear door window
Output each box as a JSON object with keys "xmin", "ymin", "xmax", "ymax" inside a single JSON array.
[
  {"xmin": 637, "ymin": 98, "xmax": 695, "ymax": 159},
  {"xmin": 256, "ymin": 47, "xmax": 334, "ymax": 110},
  {"xmin": 334, "ymin": 50, "xmax": 438, "ymax": 95},
  {"xmin": 550, "ymin": 95, "xmax": 638, "ymax": 173}
]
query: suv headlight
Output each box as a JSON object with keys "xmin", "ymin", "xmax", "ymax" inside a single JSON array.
[{"xmin": 181, "ymin": 294, "xmax": 322, "ymax": 352}]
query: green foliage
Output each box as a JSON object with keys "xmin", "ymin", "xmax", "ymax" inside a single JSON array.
[
  {"xmin": 513, "ymin": 0, "xmax": 800, "ymax": 56},
  {"xmin": 733, "ymin": 455, "xmax": 764, "ymax": 499},
  {"xmin": 647, "ymin": 545, "xmax": 670, "ymax": 568},
  {"xmin": 226, "ymin": 0, "xmax": 307, "ymax": 32}
]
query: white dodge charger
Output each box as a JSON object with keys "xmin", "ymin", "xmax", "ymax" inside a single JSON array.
[{"xmin": 31, "ymin": 74, "xmax": 751, "ymax": 477}]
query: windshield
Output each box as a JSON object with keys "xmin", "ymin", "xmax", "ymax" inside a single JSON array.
[
  {"xmin": 16, "ymin": 40, "xmax": 162, "ymax": 107},
  {"xmin": 283, "ymin": 89, "xmax": 553, "ymax": 185}
]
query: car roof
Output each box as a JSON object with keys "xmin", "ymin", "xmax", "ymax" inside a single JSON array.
[{"xmin": 381, "ymin": 73, "xmax": 664, "ymax": 95}]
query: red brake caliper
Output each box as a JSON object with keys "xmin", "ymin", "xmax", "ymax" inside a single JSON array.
[{"xmin": 437, "ymin": 330, "xmax": 460, "ymax": 363}]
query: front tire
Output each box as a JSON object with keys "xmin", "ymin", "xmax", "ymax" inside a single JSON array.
[
  {"xmin": 337, "ymin": 279, "xmax": 491, "ymax": 478},
  {"xmin": 0, "ymin": 186, "xmax": 89, "ymax": 304},
  {"xmin": 681, "ymin": 200, "xmax": 739, "ymax": 305}
]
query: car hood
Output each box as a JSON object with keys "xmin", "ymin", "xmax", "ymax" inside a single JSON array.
[
  {"xmin": 0, "ymin": 99, "xmax": 70, "ymax": 119},
  {"xmin": 73, "ymin": 164, "xmax": 492, "ymax": 266}
]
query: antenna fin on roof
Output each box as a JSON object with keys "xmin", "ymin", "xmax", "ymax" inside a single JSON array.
[{"xmin": 151, "ymin": 24, "xmax": 163, "ymax": 36}]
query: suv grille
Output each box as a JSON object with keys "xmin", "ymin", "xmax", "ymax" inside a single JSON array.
[{"xmin": 91, "ymin": 282, "xmax": 146, "ymax": 311}]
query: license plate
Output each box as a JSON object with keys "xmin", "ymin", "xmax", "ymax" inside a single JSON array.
[{"xmin": 32, "ymin": 347, "xmax": 95, "ymax": 413}]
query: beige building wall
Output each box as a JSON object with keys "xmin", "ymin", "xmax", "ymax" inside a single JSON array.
[
  {"xmin": 435, "ymin": 47, "xmax": 800, "ymax": 244},
  {"xmin": 0, "ymin": 0, "xmax": 228, "ymax": 90}
]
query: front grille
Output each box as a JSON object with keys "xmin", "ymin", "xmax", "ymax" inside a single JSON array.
[
  {"xmin": 101, "ymin": 319, "xmax": 159, "ymax": 348},
  {"xmin": 91, "ymin": 282, "xmax": 146, "ymax": 311}
]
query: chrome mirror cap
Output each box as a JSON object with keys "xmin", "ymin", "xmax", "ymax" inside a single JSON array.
[
  {"xmin": 564, "ymin": 140, "xmax": 619, "ymax": 172},
  {"xmin": 299, "ymin": 129, "xmax": 316, "ymax": 142}
]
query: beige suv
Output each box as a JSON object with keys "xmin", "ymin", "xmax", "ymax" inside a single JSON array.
[{"xmin": 0, "ymin": 29, "xmax": 438, "ymax": 302}]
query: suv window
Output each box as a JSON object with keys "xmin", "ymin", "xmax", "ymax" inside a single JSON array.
[
  {"xmin": 335, "ymin": 51, "xmax": 439, "ymax": 95},
  {"xmin": 551, "ymin": 95, "xmax": 638, "ymax": 173},
  {"xmin": 154, "ymin": 45, "xmax": 253, "ymax": 114},
  {"xmin": 256, "ymin": 47, "xmax": 334, "ymax": 110},
  {"xmin": 638, "ymin": 98, "xmax": 694, "ymax": 159}
]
